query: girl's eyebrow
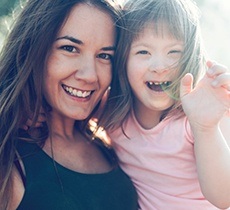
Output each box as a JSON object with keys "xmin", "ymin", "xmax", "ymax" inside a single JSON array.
[
  {"xmin": 55, "ymin": 35, "xmax": 115, "ymax": 51},
  {"xmin": 131, "ymin": 42, "xmax": 184, "ymax": 49},
  {"xmin": 131, "ymin": 42, "xmax": 149, "ymax": 48}
]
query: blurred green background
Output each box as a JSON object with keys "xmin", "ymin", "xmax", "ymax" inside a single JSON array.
[{"xmin": 0, "ymin": 0, "xmax": 230, "ymax": 67}]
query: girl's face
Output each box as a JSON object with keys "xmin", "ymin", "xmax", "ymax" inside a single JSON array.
[
  {"xmin": 44, "ymin": 4, "xmax": 115, "ymax": 121},
  {"xmin": 127, "ymin": 24, "xmax": 184, "ymax": 127}
]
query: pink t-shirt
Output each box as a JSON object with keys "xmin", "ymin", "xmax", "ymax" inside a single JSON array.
[{"xmin": 109, "ymin": 111, "xmax": 225, "ymax": 210}]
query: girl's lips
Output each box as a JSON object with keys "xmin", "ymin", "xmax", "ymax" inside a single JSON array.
[{"xmin": 62, "ymin": 84, "xmax": 93, "ymax": 98}]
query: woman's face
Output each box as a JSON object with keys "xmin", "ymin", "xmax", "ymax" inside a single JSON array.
[{"xmin": 44, "ymin": 3, "xmax": 115, "ymax": 121}]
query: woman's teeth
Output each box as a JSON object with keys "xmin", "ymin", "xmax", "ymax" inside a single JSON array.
[{"xmin": 63, "ymin": 85, "xmax": 91, "ymax": 98}]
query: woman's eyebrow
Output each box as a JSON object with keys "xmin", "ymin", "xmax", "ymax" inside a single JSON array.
[
  {"xmin": 56, "ymin": 35, "xmax": 115, "ymax": 51},
  {"xmin": 102, "ymin": 46, "xmax": 116, "ymax": 51},
  {"xmin": 56, "ymin": 35, "xmax": 83, "ymax": 45}
]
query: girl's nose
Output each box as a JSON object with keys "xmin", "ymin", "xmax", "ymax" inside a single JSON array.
[
  {"xmin": 148, "ymin": 56, "xmax": 171, "ymax": 74},
  {"xmin": 74, "ymin": 55, "xmax": 98, "ymax": 83}
]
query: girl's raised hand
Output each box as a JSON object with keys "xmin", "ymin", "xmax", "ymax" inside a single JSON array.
[
  {"xmin": 180, "ymin": 61, "xmax": 230, "ymax": 130},
  {"xmin": 206, "ymin": 61, "xmax": 230, "ymax": 91},
  {"xmin": 21, "ymin": 111, "xmax": 46, "ymax": 130}
]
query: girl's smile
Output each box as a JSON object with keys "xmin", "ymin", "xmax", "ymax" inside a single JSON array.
[
  {"xmin": 127, "ymin": 24, "xmax": 183, "ymax": 117},
  {"xmin": 146, "ymin": 81, "xmax": 172, "ymax": 92}
]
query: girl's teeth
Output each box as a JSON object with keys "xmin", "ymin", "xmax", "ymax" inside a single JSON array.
[
  {"xmin": 149, "ymin": 82, "xmax": 168, "ymax": 85},
  {"xmin": 148, "ymin": 81, "xmax": 169, "ymax": 85}
]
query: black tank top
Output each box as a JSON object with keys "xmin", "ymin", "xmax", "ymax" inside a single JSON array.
[{"xmin": 16, "ymin": 140, "xmax": 138, "ymax": 210}]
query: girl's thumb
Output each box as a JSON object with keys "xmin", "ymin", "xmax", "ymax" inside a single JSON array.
[{"xmin": 180, "ymin": 73, "xmax": 193, "ymax": 98}]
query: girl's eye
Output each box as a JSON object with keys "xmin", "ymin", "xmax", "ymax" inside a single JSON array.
[
  {"xmin": 168, "ymin": 50, "xmax": 183, "ymax": 59},
  {"xmin": 137, "ymin": 50, "xmax": 149, "ymax": 55},
  {"xmin": 168, "ymin": 50, "xmax": 182, "ymax": 54},
  {"xmin": 97, "ymin": 53, "xmax": 113, "ymax": 61},
  {"xmin": 60, "ymin": 45, "xmax": 78, "ymax": 53}
]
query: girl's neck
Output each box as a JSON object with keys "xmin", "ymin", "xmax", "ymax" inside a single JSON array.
[{"xmin": 133, "ymin": 107, "xmax": 163, "ymax": 130}]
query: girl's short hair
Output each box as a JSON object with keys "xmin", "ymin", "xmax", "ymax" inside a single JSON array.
[{"xmin": 99, "ymin": 0, "xmax": 206, "ymax": 131}]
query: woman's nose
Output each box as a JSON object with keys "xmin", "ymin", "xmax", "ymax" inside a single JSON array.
[{"xmin": 74, "ymin": 55, "xmax": 98, "ymax": 83}]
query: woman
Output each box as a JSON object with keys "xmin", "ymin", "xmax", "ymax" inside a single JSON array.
[{"xmin": 0, "ymin": 0, "xmax": 138, "ymax": 209}]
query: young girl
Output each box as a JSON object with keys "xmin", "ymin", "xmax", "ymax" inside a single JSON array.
[{"xmin": 99, "ymin": 0, "xmax": 230, "ymax": 209}]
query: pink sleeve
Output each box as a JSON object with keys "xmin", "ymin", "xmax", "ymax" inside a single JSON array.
[{"xmin": 184, "ymin": 117, "xmax": 194, "ymax": 143}]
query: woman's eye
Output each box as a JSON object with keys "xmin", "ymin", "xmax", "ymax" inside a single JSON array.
[
  {"xmin": 60, "ymin": 45, "xmax": 77, "ymax": 53},
  {"xmin": 137, "ymin": 50, "xmax": 149, "ymax": 55},
  {"xmin": 97, "ymin": 53, "xmax": 113, "ymax": 61}
]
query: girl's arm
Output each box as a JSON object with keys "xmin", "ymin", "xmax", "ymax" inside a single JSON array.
[{"xmin": 180, "ymin": 61, "xmax": 230, "ymax": 209}]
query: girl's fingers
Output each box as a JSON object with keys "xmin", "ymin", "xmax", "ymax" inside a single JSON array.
[
  {"xmin": 37, "ymin": 113, "xmax": 46, "ymax": 123},
  {"xmin": 24, "ymin": 113, "xmax": 46, "ymax": 129},
  {"xmin": 211, "ymin": 73, "xmax": 230, "ymax": 91},
  {"xmin": 206, "ymin": 60, "xmax": 230, "ymax": 90},
  {"xmin": 207, "ymin": 60, "xmax": 228, "ymax": 77}
]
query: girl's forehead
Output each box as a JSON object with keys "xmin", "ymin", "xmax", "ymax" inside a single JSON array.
[{"xmin": 136, "ymin": 21, "xmax": 181, "ymax": 40}]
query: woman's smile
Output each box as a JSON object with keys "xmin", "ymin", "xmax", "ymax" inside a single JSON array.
[
  {"xmin": 43, "ymin": 3, "xmax": 115, "ymax": 120},
  {"xmin": 62, "ymin": 84, "xmax": 93, "ymax": 98}
]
